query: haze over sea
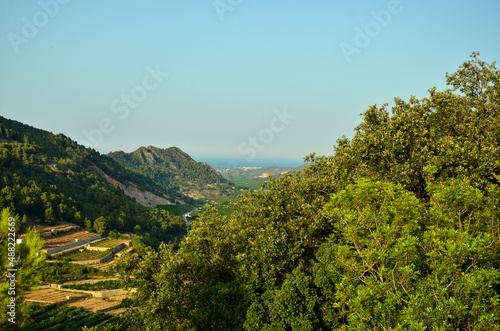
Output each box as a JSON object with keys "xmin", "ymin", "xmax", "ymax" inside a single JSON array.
[
  {"xmin": 3, "ymin": 2, "xmax": 499, "ymax": 162},
  {"xmin": 195, "ymin": 156, "xmax": 305, "ymax": 169}
]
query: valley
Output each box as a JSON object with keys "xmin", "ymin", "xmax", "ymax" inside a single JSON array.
[
  {"xmin": 2, "ymin": 54, "xmax": 500, "ymax": 330},
  {"xmin": 107, "ymin": 146, "xmax": 236, "ymax": 200},
  {"xmin": 217, "ymin": 165, "xmax": 298, "ymax": 190},
  {"xmin": 0, "ymin": 115, "xmax": 301, "ymax": 330}
]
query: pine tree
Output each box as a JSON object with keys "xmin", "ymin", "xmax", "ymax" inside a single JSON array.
[{"xmin": 0, "ymin": 208, "xmax": 46, "ymax": 329}]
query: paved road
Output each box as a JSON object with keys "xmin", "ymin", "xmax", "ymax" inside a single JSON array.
[{"xmin": 182, "ymin": 207, "xmax": 198, "ymax": 227}]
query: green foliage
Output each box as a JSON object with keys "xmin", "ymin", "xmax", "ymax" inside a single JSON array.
[
  {"xmin": 81, "ymin": 317, "xmax": 127, "ymax": 331},
  {"xmin": 107, "ymin": 230, "xmax": 120, "ymax": 240},
  {"xmin": 157, "ymin": 204, "xmax": 193, "ymax": 216},
  {"xmin": 0, "ymin": 53, "xmax": 497, "ymax": 330},
  {"xmin": 244, "ymin": 264, "xmax": 322, "ymax": 331},
  {"xmin": 62, "ymin": 248, "xmax": 112, "ymax": 262},
  {"xmin": 115, "ymin": 54, "xmax": 500, "ymax": 330},
  {"xmin": 204, "ymin": 197, "xmax": 236, "ymax": 217},
  {"xmin": 108, "ymin": 146, "xmax": 234, "ymax": 200},
  {"xmin": 446, "ymin": 51, "xmax": 499, "ymax": 105},
  {"xmin": 65, "ymin": 280, "xmax": 120, "ymax": 291},
  {"xmin": 93, "ymin": 216, "xmax": 110, "ymax": 235},
  {"xmin": 22, "ymin": 306, "xmax": 84, "ymax": 331},
  {"xmin": 319, "ymin": 179, "xmax": 423, "ymax": 329},
  {"xmin": 219, "ymin": 166, "xmax": 294, "ymax": 191},
  {"xmin": 399, "ymin": 177, "xmax": 500, "ymax": 329},
  {"xmin": 320, "ymin": 54, "xmax": 500, "ymax": 200},
  {"xmin": 0, "ymin": 117, "xmax": 187, "ymax": 243},
  {"xmin": 22, "ymin": 305, "xmax": 112, "ymax": 331},
  {"xmin": 25, "ymin": 303, "xmax": 58, "ymax": 320},
  {"xmin": 191, "ymin": 282, "xmax": 249, "ymax": 330},
  {"xmin": 119, "ymin": 297, "xmax": 134, "ymax": 308},
  {"xmin": 223, "ymin": 175, "xmax": 263, "ymax": 190},
  {"xmin": 38, "ymin": 261, "xmax": 108, "ymax": 283},
  {"xmin": 51, "ymin": 311, "xmax": 110, "ymax": 331},
  {"xmin": 0, "ymin": 208, "xmax": 46, "ymax": 328},
  {"xmin": 89, "ymin": 236, "xmax": 126, "ymax": 248},
  {"xmin": 81, "ymin": 320, "xmax": 125, "ymax": 331}
]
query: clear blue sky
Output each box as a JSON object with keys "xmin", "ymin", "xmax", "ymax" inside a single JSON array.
[{"xmin": 1, "ymin": 1, "xmax": 499, "ymax": 167}]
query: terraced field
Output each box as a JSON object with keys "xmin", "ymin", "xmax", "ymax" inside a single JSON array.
[
  {"xmin": 66, "ymin": 297, "xmax": 120, "ymax": 312},
  {"xmin": 38, "ymin": 223, "xmax": 80, "ymax": 236},
  {"xmin": 108, "ymin": 294, "xmax": 128, "ymax": 302},
  {"xmin": 44, "ymin": 229, "xmax": 98, "ymax": 250},
  {"xmin": 89, "ymin": 237, "xmax": 130, "ymax": 248},
  {"xmin": 24, "ymin": 288, "xmax": 89, "ymax": 304},
  {"xmin": 94, "ymin": 260, "xmax": 117, "ymax": 270},
  {"xmin": 64, "ymin": 248, "xmax": 112, "ymax": 261},
  {"xmin": 107, "ymin": 307, "xmax": 126, "ymax": 315}
]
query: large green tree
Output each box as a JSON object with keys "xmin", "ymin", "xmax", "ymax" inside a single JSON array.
[{"xmin": 119, "ymin": 53, "xmax": 500, "ymax": 330}]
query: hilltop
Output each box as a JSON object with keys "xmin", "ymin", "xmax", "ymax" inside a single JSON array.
[
  {"xmin": 0, "ymin": 116, "xmax": 185, "ymax": 243},
  {"xmin": 108, "ymin": 146, "xmax": 235, "ymax": 200}
]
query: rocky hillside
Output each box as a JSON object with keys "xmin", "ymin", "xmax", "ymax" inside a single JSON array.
[
  {"xmin": 108, "ymin": 146, "xmax": 235, "ymax": 200},
  {"xmin": 0, "ymin": 116, "xmax": 185, "ymax": 240},
  {"xmin": 87, "ymin": 163, "xmax": 185, "ymax": 207}
]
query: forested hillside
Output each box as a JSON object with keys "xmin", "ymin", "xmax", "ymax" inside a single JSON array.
[
  {"xmin": 0, "ymin": 118, "xmax": 185, "ymax": 242},
  {"xmin": 119, "ymin": 53, "xmax": 500, "ymax": 330},
  {"xmin": 108, "ymin": 146, "xmax": 234, "ymax": 199}
]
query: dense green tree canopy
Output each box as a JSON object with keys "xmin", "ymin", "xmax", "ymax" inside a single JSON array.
[{"xmin": 119, "ymin": 53, "xmax": 500, "ymax": 330}]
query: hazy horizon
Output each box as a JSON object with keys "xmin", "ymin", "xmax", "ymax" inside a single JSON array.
[
  {"xmin": 194, "ymin": 155, "xmax": 305, "ymax": 169},
  {"xmin": 2, "ymin": 1, "xmax": 500, "ymax": 161}
]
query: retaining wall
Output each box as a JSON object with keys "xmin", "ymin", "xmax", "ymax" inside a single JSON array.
[
  {"xmin": 115, "ymin": 247, "xmax": 134, "ymax": 258},
  {"xmin": 69, "ymin": 259, "xmax": 101, "ymax": 265},
  {"xmin": 68, "ymin": 250, "xmax": 114, "ymax": 265},
  {"xmin": 87, "ymin": 246, "xmax": 109, "ymax": 252},
  {"xmin": 112, "ymin": 243, "xmax": 127, "ymax": 254},
  {"xmin": 45, "ymin": 235, "xmax": 102, "ymax": 256},
  {"xmin": 56, "ymin": 287, "xmax": 136, "ymax": 298},
  {"xmin": 100, "ymin": 252, "xmax": 114, "ymax": 263}
]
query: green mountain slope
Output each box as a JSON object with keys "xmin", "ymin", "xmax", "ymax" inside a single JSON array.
[
  {"xmin": 0, "ymin": 116, "xmax": 185, "ymax": 241},
  {"xmin": 108, "ymin": 146, "xmax": 235, "ymax": 200},
  {"xmin": 218, "ymin": 166, "xmax": 295, "ymax": 190}
]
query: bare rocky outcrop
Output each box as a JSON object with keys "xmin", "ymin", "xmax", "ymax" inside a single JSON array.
[
  {"xmin": 108, "ymin": 146, "xmax": 234, "ymax": 200},
  {"xmin": 88, "ymin": 163, "xmax": 182, "ymax": 207}
]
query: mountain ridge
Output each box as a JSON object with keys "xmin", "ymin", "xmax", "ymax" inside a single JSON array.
[
  {"xmin": 107, "ymin": 146, "xmax": 235, "ymax": 200},
  {"xmin": 0, "ymin": 115, "xmax": 186, "ymax": 241}
]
